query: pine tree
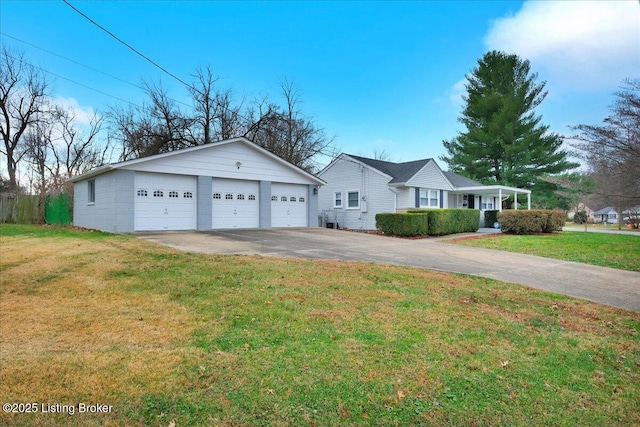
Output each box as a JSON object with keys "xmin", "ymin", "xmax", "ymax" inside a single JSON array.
[{"xmin": 441, "ymin": 50, "xmax": 578, "ymax": 207}]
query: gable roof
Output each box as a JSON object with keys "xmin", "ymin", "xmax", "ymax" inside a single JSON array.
[
  {"xmin": 346, "ymin": 154, "xmax": 433, "ymax": 184},
  {"xmin": 593, "ymin": 206, "xmax": 617, "ymax": 215},
  {"xmin": 69, "ymin": 137, "xmax": 325, "ymax": 185},
  {"xmin": 345, "ymin": 154, "xmax": 483, "ymax": 188}
]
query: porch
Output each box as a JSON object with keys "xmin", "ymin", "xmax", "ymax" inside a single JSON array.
[{"xmin": 449, "ymin": 185, "xmax": 532, "ymax": 227}]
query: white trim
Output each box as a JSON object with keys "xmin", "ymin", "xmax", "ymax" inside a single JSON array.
[
  {"xmin": 333, "ymin": 191, "xmax": 343, "ymax": 208},
  {"xmin": 346, "ymin": 190, "xmax": 360, "ymax": 210},
  {"xmin": 406, "ymin": 160, "xmax": 455, "ymax": 191},
  {"xmin": 319, "ymin": 154, "xmax": 393, "ymax": 182},
  {"xmin": 69, "ymin": 137, "xmax": 325, "ymax": 186},
  {"xmin": 418, "ymin": 188, "xmax": 439, "ymax": 208}
]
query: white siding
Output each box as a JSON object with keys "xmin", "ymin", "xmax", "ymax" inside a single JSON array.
[
  {"xmin": 395, "ymin": 187, "xmax": 414, "ymax": 210},
  {"xmin": 318, "ymin": 157, "xmax": 395, "ymax": 230},
  {"xmin": 406, "ymin": 161, "xmax": 454, "ymax": 191},
  {"xmin": 121, "ymin": 140, "xmax": 315, "ymax": 184}
]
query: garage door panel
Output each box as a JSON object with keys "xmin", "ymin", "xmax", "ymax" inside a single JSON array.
[
  {"xmin": 134, "ymin": 173, "xmax": 197, "ymax": 231},
  {"xmin": 271, "ymin": 183, "xmax": 307, "ymax": 227},
  {"xmin": 212, "ymin": 179, "xmax": 259, "ymax": 229}
]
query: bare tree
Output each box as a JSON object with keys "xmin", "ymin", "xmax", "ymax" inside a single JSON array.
[
  {"xmin": 246, "ymin": 78, "xmax": 335, "ymax": 171},
  {"xmin": 571, "ymin": 78, "xmax": 640, "ymax": 229},
  {"xmin": 51, "ymin": 105, "xmax": 106, "ymax": 189},
  {"xmin": 0, "ymin": 47, "xmax": 49, "ymax": 192}
]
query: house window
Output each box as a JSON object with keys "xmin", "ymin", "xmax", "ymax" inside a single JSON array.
[
  {"xmin": 347, "ymin": 191, "xmax": 360, "ymax": 209},
  {"xmin": 88, "ymin": 180, "xmax": 95, "ymax": 204},
  {"xmin": 419, "ymin": 189, "xmax": 438, "ymax": 208},
  {"xmin": 169, "ymin": 191, "xmax": 179, "ymax": 198},
  {"xmin": 183, "ymin": 192, "xmax": 193, "ymax": 198},
  {"xmin": 213, "ymin": 193, "xmax": 222, "ymax": 199},
  {"xmin": 481, "ymin": 197, "xmax": 494, "ymax": 210},
  {"xmin": 153, "ymin": 190, "xmax": 163, "ymax": 198},
  {"xmin": 334, "ymin": 192, "xmax": 342, "ymax": 208},
  {"xmin": 136, "ymin": 189, "xmax": 148, "ymax": 197}
]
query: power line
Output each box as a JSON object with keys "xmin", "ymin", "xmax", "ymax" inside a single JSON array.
[
  {"xmin": 4, "ymin": 51, "xmax": 136, "ymax": 106},
  {"xmin": 61, "ymin": 0, "xmax": 191, "ymax": 89},
  {"xmin": 0, "ymin": 31, "xmax": 195, "ymax": 110},
  {"xmin": 0, "ymin": 32, "xmax": 144, "ymax": 92}
]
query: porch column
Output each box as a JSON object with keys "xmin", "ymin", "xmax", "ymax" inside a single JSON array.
[
  {"xmin": 527, "ymin": 193, "xmax": 531, "ymax": 210},
  {"xmin": 498, "ymin": 188, "xmax": 502, "ymax": 212},
  {"xmin": 514, "ymin": 190, "xmax": 518, "ymax": 210}
]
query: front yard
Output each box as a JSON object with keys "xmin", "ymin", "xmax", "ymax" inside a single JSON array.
[
  {"xmin": 450, "ymin": 231, "xmax": 640, "ymax": 272},
  {"xmin": 1, "ymin": 224, "xmax": 639, "ymax": 426}
]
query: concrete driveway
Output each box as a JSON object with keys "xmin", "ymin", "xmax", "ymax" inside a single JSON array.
[{"xmin": 136, "ymin": 228, "xmax": 640, "ymax": 313}]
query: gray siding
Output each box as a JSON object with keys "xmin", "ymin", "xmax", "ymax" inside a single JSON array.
[
  {"xmin": 307, "ymin": 185, "xmax": 319, "ymax": 227},
  {"xmin": 114, "ymin": 170, "xmax": 135, "ymax": 232},
  {"xmin": 259, "ymin": 181, "xmax": 272, "ymax": 228},
  {"xmin": 318, "ymin": 157, "xmax": 396, "ymax": 230},
  {"xmin": 197, "ymin": 176, "xmax": 213, "ymax": 230},
  {"xmin": 73, "ymin": 171, "xmax": 118, "ymax": 232}
]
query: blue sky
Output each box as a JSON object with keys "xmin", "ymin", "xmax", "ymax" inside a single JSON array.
[{"xmin": 1, "ymin": 1, "xmax": 638, "ymax": 170}]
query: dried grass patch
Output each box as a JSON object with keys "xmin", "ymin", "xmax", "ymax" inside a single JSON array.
[{"xmin": 0, "ymin": 233, "xmax": 198, "ymax": 420}]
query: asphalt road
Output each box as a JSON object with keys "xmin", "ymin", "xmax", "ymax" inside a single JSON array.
[{"xmin": 135, "ymin": 228, "xmax": 640, "ymax": 313}]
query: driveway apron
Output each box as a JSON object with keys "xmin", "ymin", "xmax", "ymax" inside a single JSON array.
[{"xmin": 136, "ymin": 228, "xmax": 640, "ymax": 313}]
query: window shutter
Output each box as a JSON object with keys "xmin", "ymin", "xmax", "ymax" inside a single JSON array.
[{"xmin": 415, "ymin": 188, "xmax": 420, "ymax": 208}]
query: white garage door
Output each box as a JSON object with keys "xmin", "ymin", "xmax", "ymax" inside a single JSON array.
[
  {"xmin": 271, "ymin": 183, "xmax": 308, "ymax": 227},
  {"xmin": 212, "ymin": 178, "xmax": 259, "ymax": 229},
  {"xmin": 135, "ymin": 173, "xmax": 197, "ymax": 231}
]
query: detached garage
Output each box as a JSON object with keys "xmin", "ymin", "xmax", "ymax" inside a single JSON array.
[{"xmin": 70, "ymin": 137, "xmax": 324, "ymax": 233}]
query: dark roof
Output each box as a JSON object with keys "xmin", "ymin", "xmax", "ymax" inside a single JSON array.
[
  {"xmin": 593, "ymin": 206, "xmax": 616, "ymax": 215},
  {"xmin": 346, "ymin": 154, "xmax": 431, "ymax": 184},
  {"xmin": 443, "ymin": 171, "xmax": 483, "ymax": 187},
  {"xmin": 346, "ymin": 154, "xmax": 483, "ymax": 187}
]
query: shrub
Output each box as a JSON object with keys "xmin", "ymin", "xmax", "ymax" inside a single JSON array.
[
  {"xmin": 499, "ymin": 210, "xmax": 566, "ymax": 234},
  {"xmin": 407, "ymin": 209, "xmax": 480, "ymax": 236},
  {"xmin": 375, "ymin": 213, "xmax": 429, "ymax": 237},
  {"xmin": 484, "ymin": 210, "xmax": 500, "ymax": 228},
  {"xmin": 573, "ymin": 211, "xmax": 587, "ymax": 224}
]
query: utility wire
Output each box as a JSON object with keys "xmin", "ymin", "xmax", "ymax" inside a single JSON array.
[
  {"xmin": 59, "ymin": 0, "xmax": 279, "ymax": 131},
  {"xmin": 0, "ymin": 31, "xmax": 194, "ymax": 110},
  {"xmin": 61, "ymin": 0, "xmax": 191, "ymax": 89},
  {"xmin": 5, "ymin": 52, "xmax": 137, "ymax": 106}
]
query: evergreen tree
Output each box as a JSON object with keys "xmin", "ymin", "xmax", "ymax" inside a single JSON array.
[{"xmin": 441, "ymin": 50, "xmax": 578, "ymax": 207}]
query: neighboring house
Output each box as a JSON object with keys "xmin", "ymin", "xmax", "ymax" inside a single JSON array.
[
  {"xmin": 567, "ymin": 203, "xmax": 594, "ymax": 221},
  {"xmin": 593, "ymin": 206, "xmax": 618, "ymax": 224},
  {"xmin": 317, "ymin": 154, "xmax": 531, "ymax": 230},
  {"xmin": 69, "ymin": 137, "xmax": 325, "ymax": 233}
]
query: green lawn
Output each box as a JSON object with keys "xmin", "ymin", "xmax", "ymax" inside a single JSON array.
[
  {"xmin": 1, "ymin": 224, "xmax": 639, "ymax": 426},
  {"xmin": 451, "ymin": 231, "xmax": 640, "ymax": 272}
]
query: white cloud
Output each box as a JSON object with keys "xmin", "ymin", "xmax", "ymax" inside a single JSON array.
[
  {"xmin": 51, "ymin": 96, "xmax": 98, "ymax": 126},
  {"xmin": 449, "ymin": 78, "xmax": 467, "ymax": 107},
  {"xmin": 484, "ymin": 1, "xmax": 639, "ymax": 90}
]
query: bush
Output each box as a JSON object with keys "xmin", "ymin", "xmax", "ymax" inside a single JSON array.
[
  {"xmin": 499, "ymin": 210, "xmax": 566, "ymax": 234},
  {"xmin": 375, "ymin": 213, "xmax": 429, "ymax": 236},
  {"xmin": 407, "ymin": 209, "xmax": 480, "ymax": 236},
  {"xmin": 484, "ymin": 210, "xmax": 500, "ymax": 228},
  {"xmin": 573, "ymin": 211, "xmax": 587, "ymax": 224}
]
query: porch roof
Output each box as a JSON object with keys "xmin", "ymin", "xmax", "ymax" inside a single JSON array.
[{"xmin": 453, "ymin": 185, "xmax": 531, "ymax": 196}]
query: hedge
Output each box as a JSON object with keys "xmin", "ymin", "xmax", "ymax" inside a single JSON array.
[
  {"xmin": 409, "ymin": 209, "xmax": 480, "ymax": 236},
  {"xmin": 375, "ymin": 213, "xmax": 429, "ymax": 236},
  {"xmin": 499, "ymin": 209, "xmax": 566, "ymax": 234},
  {"xmin": 484, "ymin": 210, "xmax": 500, "ymax": 228},
  {"xmin": 376, "ymin": 209, "xmax": 479, "ymax": 237}
]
